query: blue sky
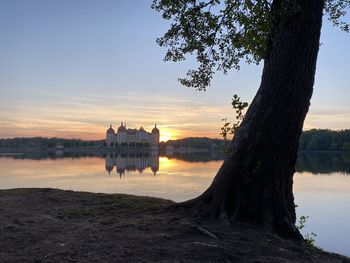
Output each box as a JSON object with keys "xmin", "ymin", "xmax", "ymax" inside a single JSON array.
[{"xmin": 0, "ymin": 0, "xmax": 349, "ymax": 140}]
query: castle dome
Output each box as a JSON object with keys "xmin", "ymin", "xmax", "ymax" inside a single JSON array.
[
  {"xmin": 152, "ymin": 124, "xmax": 159, "ymax": 134},
  {"xmin": 117, "ymin": 122, "xmax": 126, "ymax": 132},
  {"xmin": 106, "ymin": 124, "xmax": 115, "ymax": 134}
]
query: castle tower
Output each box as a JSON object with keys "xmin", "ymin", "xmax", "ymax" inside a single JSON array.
[
  {"xmin": 117, "ymin": 122, "xmax": 127, "ymax": 144},
  {"xmin": 106, "ymin": 124, "xmax": 115, "ymax": 147},
  {"xmin": 151, "ymin": 124, "xmax": 160, "ymax": 148}
]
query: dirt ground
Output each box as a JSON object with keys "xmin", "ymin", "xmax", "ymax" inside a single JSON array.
[{"xmin": 0, "ymin": 188, "xmax": 349, "ymax": 263}]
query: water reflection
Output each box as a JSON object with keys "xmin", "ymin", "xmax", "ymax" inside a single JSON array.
[
  {"xmin": 3, "ymin": 151, "xmax": 350, "ymax": 175},
  {"xmin": 296, "ymin": 152, "xmax": 350, "ymax": 174},
  {"xmin": 168, "ymin": 151, "xmax": 226, "ymax": 162},
  {"xmin": 103, "ymin": 151, "xmax": 349, "ymax": 175},
  {"xmin": 105, "ymin": 152, "xmax": 159, "ymax": 176}
]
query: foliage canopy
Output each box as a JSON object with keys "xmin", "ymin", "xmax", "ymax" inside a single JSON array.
[{"xmin": 152, "ymin": 0, "xmax": 350, "ymax": 90}]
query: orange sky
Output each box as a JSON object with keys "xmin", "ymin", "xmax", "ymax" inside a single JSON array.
[
  {"xmin": 0, "ymin": 92, "xmax": 232, "ymax": 141},
  {"xmin": 1, "ymin": 94, "xmax": 349, "ymax": 141}
]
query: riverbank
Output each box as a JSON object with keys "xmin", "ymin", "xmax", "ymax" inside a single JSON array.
[{"xmin": 0, "ymin": 188, "xmax": 349, "ymax": 263}]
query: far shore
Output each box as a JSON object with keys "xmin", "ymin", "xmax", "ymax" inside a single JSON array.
[{"xmin": 0, "ymin": 146, "xmax": 349, "ymax": 154}]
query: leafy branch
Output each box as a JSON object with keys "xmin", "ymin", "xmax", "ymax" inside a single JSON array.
[
  {"xmin": 296, "ymin": 210, "xmax": 317, "ymax": 246},
  {"xmin": 220, "ymin": 94, "xmax": 249, "ymax": 153}
]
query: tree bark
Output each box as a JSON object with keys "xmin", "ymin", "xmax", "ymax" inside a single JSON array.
[{"xmin": 181, "ymin": 0, "xmax": 324, "ymax": 239}]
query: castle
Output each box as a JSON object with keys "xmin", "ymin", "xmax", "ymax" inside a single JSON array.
[{"xmin": 106, "ymin": 122, "xmax": 159, "ymax": 148}]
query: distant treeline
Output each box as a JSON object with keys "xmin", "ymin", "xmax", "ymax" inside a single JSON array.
[
  {"xmin": 160, "ymin": 137, "xmax": 224, "ymax": 150},
  {"xmin": 0, "ymin": 137, "xmax": 104, "ymax": 148},
  {"xmin": 160, "ymin": 130, "xmax": 350, "ymax": 152},
  {"xmin": 299, "ymin": 129, "xmax": 350, "ymax": 151},
  {"xmin": 1, "ymin": 129, "xmax": 350, "ymax": 151}
]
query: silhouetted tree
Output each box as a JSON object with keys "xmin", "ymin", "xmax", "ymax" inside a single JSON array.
[{"xmin": 153, "ymin": 0, "xmax": 349, "ymax": 238}]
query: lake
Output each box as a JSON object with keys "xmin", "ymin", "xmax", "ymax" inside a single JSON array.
[{"xmin": 0, "ymin": 151, "xmax": 349, "ymax": 256}]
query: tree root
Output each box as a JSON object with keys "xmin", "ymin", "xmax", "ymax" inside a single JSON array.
[
  {"xmin": 170, "ymin": 194, "xmax": 304, "ymax": 241},
  {"xmin": 170, "ymin": 192, "xmax": 232, "ymax": 227}
]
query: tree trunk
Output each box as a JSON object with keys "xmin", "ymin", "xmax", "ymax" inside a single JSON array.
[{"xmin": 181, "ymin": 0, "xmax": 324, "ymax": 239}]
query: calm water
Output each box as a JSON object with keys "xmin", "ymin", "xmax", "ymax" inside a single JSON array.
[{"xmin": 0, "ymin": 151, "xmax": 349, "ymax": 256}]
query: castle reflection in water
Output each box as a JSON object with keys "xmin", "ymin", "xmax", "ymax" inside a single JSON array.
[{"xmin": 105, "ymin": 152, "xmax": 159, "ymax": 176}]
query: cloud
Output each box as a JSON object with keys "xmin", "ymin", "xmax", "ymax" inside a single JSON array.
[
  {"xmin": 2, "ymin": 89, "xmax": 347, "ymax": 140},
  {"xmin": 304, "ymin": 108, "xmax": 350, "ymax": 130},
  {"xmin": 0, "ymin": 91, "xmax": 231, "ymax": 139}
]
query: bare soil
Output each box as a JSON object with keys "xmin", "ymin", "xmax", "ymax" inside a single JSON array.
[{"xmin": 0, "ymin": 188, "xmax": 349, "ymax": 263}]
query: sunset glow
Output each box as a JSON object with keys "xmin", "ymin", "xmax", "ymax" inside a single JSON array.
[
  {"xmin": 159, "ymin": 128, "xmax": 178, "ymax": 141},
  {"xmin": 0, "ymin": 1, "xmax": 349, "ymax": 140}
]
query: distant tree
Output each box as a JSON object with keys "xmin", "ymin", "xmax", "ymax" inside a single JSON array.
[
  {"xmin": 64, "ymin": 141, "xmax": 71, "ymax": 148},
  {"xmin": 47, "ymin": 142, "xmax": 56, "ymax": 148},
  {"xmin": 342, "ymin": 142, "xmax": 350, "ymax": 151},
  {"xmin": 153, "ymin": 0, "xmax": 350, "ymax": 238},
  {"xmin": 306, "ymin": 135, "xmax": 321, "ymax": 151},
  {"xmin": 329, "ymin": 143, "xmax": 338, "ymax": 151}
]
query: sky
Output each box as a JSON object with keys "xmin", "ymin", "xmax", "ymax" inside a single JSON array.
[{"xmin": 0, "ymin": 0, "xmax": 349, "ymax": 141}]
